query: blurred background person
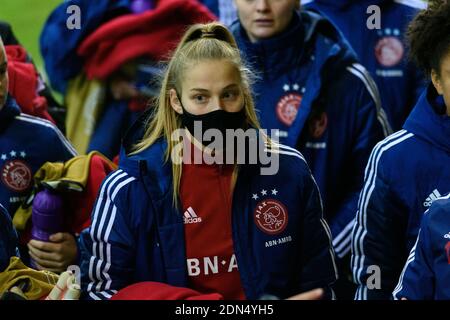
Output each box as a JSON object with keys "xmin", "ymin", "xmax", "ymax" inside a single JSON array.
[
  {"xmin": 231, "ymin": 0, "xmax": 391, "ymax": 298},
  {"xmin": 352, "ymin": 0, "xmax": 450, "ymax": 300},
  {"xmin": 302, "ymin": 0, "xmax": 427, "ymax": 131}
]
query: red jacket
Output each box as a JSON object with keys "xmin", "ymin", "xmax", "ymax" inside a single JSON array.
[
  {"xmin": 77, "ymin": 0, "xmax": 216, "ymax": 80},
  {"xmin": 5, "ymin": 45, "xmax": 54, "ymax": 123}
]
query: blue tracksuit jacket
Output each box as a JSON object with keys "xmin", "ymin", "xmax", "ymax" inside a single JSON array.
[
  {"xmin": 0, "ymin": 97, "xmax": 77, "ymax": 215},
  {"xmin": 392, "ymin": 194, "xmax": 450, "ymax": 300},
  {"xmin": 231, "ymin": 10, "xmax": 392, "ymax": 258},
  {"xmin": 352, "ymin": 84, "xmax": 450, "ymax": 300},
  {"xmin": 302, "ymin": 0, "xmax": 427, "ymax": 131},
  {"xmin": 79, "ymin": 116, "xmax": 338, "ymax": 300}
]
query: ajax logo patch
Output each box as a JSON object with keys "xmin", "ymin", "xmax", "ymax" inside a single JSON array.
[
  {"xmin": 276, "ymin": 93, "xmax": 302, "ymax": 127},
  {"xmin": 1, "ymin": 160, "xmax": 32, "ymax": 192},
  {"xmin": 254, "ymin": 199, "xmax": 288, "ymax": 235},
  {"xmin": 375, "ymin": 36, "xmax": 404, "ymax": 67}
]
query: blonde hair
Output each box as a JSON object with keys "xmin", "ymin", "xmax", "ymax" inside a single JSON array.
[{"xmin": 132, "ymin": 22, "xmax": 260, "ymax": 205}]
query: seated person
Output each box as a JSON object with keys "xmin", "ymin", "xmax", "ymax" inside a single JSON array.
[{"xmin": 0, "ymin": 36, "xmax": 78, "ymax": 273}]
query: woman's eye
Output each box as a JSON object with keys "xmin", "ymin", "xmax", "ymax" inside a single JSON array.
[
  {"xmin": 193, "ymin": 95, "xmax": 206, "ymax": 103},
  {"xmin": 223, "ymin": 91, "xmax": 238, "ymax": 100}
]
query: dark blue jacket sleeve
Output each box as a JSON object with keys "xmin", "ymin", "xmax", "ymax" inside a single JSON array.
[
  {"xmin": 392, "ymin": 213, "xmax": 434, "ymax": 300},
  {"xmin": 351, "ymin": 137, "xmax": 410, "ymax": 300},
  {"xmin": 79, "ymin": 170, "xmax": 136, "ymax": 300},
  {"xmin": 331, "ymin": 64, "xmax": 391, "ymax": 259},
  {"xmin": 299, "ymin": 167, "xmax": 338, "ymax": 298}
]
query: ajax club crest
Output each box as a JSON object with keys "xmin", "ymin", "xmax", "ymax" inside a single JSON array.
[
  {"xmin": 1, "ymin": 159, "xmax": 32, "ymax": 192},
  {"xmin": 375, "ymin": 36, "xmax": 404, "ymax": 67},
  {"xmin": 254, "ymin": 199, "xmax": 288, "ymax": 235},
  {"xmin": 276, "ymin": 93, "xmax": 302, "ymax": 127}
]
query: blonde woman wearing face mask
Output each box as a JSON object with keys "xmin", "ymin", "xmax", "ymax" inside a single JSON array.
[{"xmin": 79, "ymin": 22, "xmax": 337, "ymax": 300}]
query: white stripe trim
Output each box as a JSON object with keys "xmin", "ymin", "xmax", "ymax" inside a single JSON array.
[
  {"xmin": 334, "ymin": 232, "xmax": 352, "ymax": 256},
  {"xmin": 300, "ymin": 0, "xmax": 314, "ymax": 4},
  {"xmin": 97, "ymin": 176, "xmax": 136, "ymax": 291},
  {"xmin": 393, "ymin": 0, "xmax": 427, "ymax": 9},
  {"xmin": 89, "ymin": 292, "xmax": 102, "ymax": 300},
  {"xmin": 88, "ymin": 170, "xmax": 124, "ymax": 291},
  {"xmin": 351, "ymin": 130, "xmax": 410, "ymax": 284},
  {"xmin": 16, "ymin": 115, "xmax": 77, "ymax": 156},
  {"xmin": 351, "ymin": 130, "xmax": 408, "ymax": 278},
  {"xmin": 320, "ymin": 218, "xmax": 339, "ymax": 280},
  {"xmin": 333, "ymin": 219, "xmax": 355, "ymax": 246},
  {"xmin": 267, "ymin": 144, "xmax": 338, "ymax": 279},
  {"xmin": 264, "ymin": 148, "xmax": 306, "ymax": 164},
  {"xmin": 88, "ymin": 171, "xmax": 135, "ymax": 293},
  {"xmin": 98, "ymin": 291, "xmax": 113, "ymax": 299},
  {"xmin": 347, "ymin": 64, "xmax": 393, "ymax": 137},
  {"xmin": 392, "ymin": 232, "xmax": 421, "ymax": 299},
  {"xmin": 352, "ymin": 131, "xmax": 414, "ymax": 289}
]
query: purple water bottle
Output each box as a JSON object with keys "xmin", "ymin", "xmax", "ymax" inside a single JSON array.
[
  {"xmin": 31, "ymin": 189, "xmax": 65, "ymax": 242},
  {"xmin": 130, "ymin": 0, "xmax": 154, "ymax": 14}
]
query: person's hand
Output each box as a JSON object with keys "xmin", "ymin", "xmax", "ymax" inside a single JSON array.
[
  {"xmin": 27, "ymin": 233, "xmax": 78, "ymax": 273},
  {"xmin": 286, "ymin": 288, "xmax": 324, "ymax": 300}
]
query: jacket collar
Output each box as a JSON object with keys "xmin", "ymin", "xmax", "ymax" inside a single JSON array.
[{"xmin": 403, "ymin": 84, "xmax": 450, "ymax": 153}]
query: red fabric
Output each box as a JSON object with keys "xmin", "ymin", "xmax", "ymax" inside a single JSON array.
[
  {"xmin": 19, "ymin": 154, "xmax": 116, "ymax": 246},
  {"xmin": 128, "ymin": 98, "xmax": 148, "ymax": 112},
  {"xmin": 180, "ymin": 148, "xmax": 246, "ymax": 300},
  {"xmin": 68, "ymin": 154, "xmax": 117, "ymax": 234},
  {"xmin": 5, "ymin": 45, "xmax": 54, "ymax": 123},
  {"xmin": 77, "ymin": 0, "xmax": 216, "ymax": 80},
  {"xmin": 111, "ymin": 281, "xmax": 223, "ymax": 300}
]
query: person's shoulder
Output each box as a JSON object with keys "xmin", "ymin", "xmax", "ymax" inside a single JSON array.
[
  {"xmin": 426, "ymin": 194, "xmax": 450, "ymax": 222},
  {"xmin": 97, "ymin": 168, "xmax": 141, "ymax": 206},
  {"xmin": 14, "ymin": 114, "xmax": 77, "ymax": 155},
  {"xmin": 264, "ymin": 141, "xmax": 311, "ymax": 177},
  {"xmin": 368, "ymin": 129, "xmax": 417, "ymax": 170},
  {"xmin": 14, "ymin": 113, "xmax": 61, "ymax": 135}
]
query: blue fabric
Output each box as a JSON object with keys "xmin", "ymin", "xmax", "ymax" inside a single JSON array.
[
  {"xmin": 0, "ymin": 204, "xmax": 18, "ymax": 272},
  {"xmin": 79, "ymin": 114, "xmax": 338, "ymax": 300},
  {"xmin": 352, "ymin": 84, "xmax": 450, "ymax": 299},
  {"xmin": 303, "ymin": 0, "xmax": 427, "ymax": 131},
  {"xmin": 231, "ymin": 10, "xmax": 391, "ymax": 258},
  {"xmin": 0, "ymin": 97, "xmax": 76, "ymax": 214},
  {"xmin": 87, "ymin": 99, "xmax": 141, "ymax": 160},
  {"xmin": 392, "ymin": 195, "xmax": 450, "ymax": 300},
  {"xmin": 40, "ymin": 0, "xmax": 132, "ymax": 93}
]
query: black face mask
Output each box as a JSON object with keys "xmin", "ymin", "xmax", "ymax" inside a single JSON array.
[{"xmin": 177, "ymin": 93, "xmax": 247, "ymax": 138}]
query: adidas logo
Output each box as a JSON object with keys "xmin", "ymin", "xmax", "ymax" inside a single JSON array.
[
  {"xmin": 423, "ymin": 189, "xmax": 442, "ymax": 207},
  {"xmin": 183, "ymin": 207, "xmax": 202, "ymax": 224}
]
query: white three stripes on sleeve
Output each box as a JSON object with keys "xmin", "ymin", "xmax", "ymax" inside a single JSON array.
[
  {"xmin": 346, "ymin": 63, "xmax": 393, "ymax": 137},
  {"xmin": 87, "ymin": 170, "xmax": 136, "ymax": 298},
  {"xmin": 351, "ymin": 130, "xmax": 414, "ymax": 300}
]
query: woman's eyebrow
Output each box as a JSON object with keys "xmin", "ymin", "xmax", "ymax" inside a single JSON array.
[
  {"xmin": 223, "ymin": 84, "xmax": 239, "ymax": 90},
  {"xmin": 189, "ymin": 88, "xmax": 209, "ymax": 92}
]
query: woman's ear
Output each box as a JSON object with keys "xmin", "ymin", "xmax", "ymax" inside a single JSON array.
[
  {"xmin": 431, "ymin": 69, "xmax": 444, "ymax": 95},
  {"xmin": 169, "ymin": 88, "xmax": 183, "ymax": 114}
]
